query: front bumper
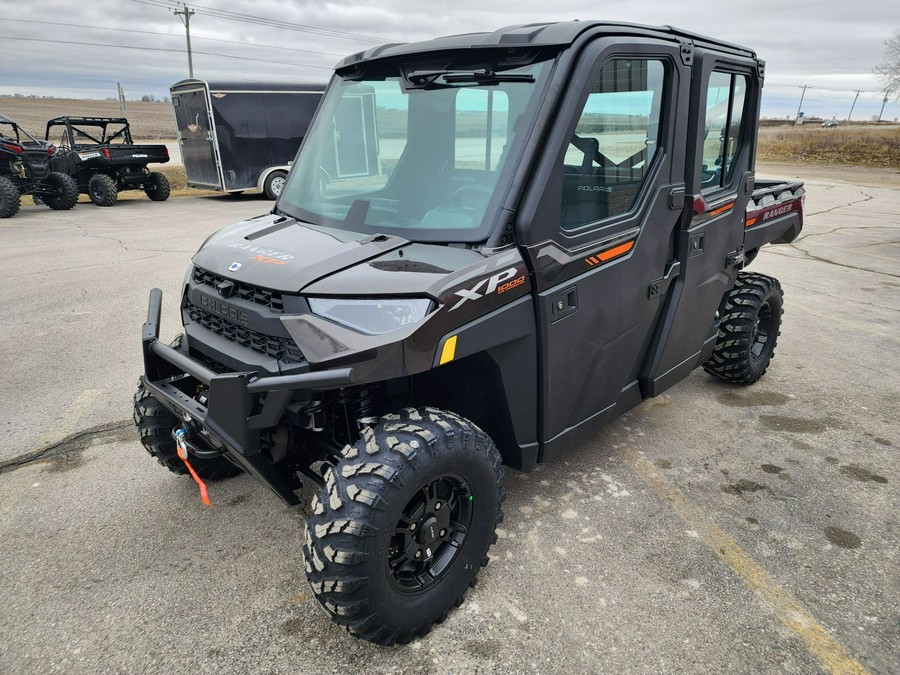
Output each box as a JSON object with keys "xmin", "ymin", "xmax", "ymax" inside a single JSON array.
[{"xmin": 140, "ymin": 288, "xmax": 355, "ymax": 504}]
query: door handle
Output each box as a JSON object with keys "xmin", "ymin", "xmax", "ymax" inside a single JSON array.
[{"xmin": 648, "ymin": 260, "xmax": 681, "ymax": 299}]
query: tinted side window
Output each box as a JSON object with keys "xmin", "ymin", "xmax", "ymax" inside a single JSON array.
[
  {"xmin": 561, "ymin": 58, "xmax": 665, "ymax": 231},
  {"xmin": 701, "ymin": 72, "xmax": 749, "ymax": 192}
]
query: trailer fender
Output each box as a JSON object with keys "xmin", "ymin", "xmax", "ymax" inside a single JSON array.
[{"xmin": 256, "ymin": 165, "xmax": 291, "ymax": 193}]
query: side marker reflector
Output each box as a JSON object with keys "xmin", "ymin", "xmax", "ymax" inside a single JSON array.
[{"xmin": 439, "ymin": 335, "xmax": 458, "ymax": 365}]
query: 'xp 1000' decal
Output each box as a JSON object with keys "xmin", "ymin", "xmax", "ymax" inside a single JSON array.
[{"xmin": 450, "ymin": 267, "xmax": 526, "ymax": 311}]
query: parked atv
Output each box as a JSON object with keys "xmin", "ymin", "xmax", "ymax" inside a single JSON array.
[
  {"xmin": 0, "ymin": 115, "xmax": 78, "ymax": 218},
  {"xmin": 135, "ymin": 21, "xmax": 805, "ymax": 644},
  {"xmin": 45, "ymin": 117, "xmax": 170, "ymax": 207}
]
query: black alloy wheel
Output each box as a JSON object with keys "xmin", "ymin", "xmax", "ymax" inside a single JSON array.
[{"xmin": 388, "ymin": 473, "xmax": 473, "ymax": 593}]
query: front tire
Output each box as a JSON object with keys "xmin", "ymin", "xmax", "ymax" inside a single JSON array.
[
  {"xmin": 263, "ymin": 170, "xmax": 287, "ymax": 200},
  {"xmin": 304, "ymin": 408, "xmax": 505, "ymax": 645},
  {"xmin": 703, "ymin": 272, "xmax": 783, "ymax": 384},
  {"xmin": 42, "ymin": 172, "xmax": 78, "ymax": 210},
  {"xmin": 144, "ymin": 172, "xmax": 171, "ymax": 201},
  {"xmin": 0, "ymin": 176, "xmax": 20, "ymax": 218},
  {"xmin": 89, "ymin": 174, "xmax": 118, "ymax": 206}
]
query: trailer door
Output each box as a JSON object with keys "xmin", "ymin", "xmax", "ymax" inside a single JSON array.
[{"xmin": 172, "ymin": 87, "xmax": 221, "ymax": 188}]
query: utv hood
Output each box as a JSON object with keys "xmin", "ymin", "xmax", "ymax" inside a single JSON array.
[{"xmin": 192, "ymin": 213, "xmax": 487, "ymax": 298}]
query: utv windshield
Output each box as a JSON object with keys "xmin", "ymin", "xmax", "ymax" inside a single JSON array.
[{"xmin": 278, "ymin": 54, "xmax": 555, "ymax": 242}]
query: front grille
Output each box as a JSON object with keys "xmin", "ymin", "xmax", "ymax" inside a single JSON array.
[
  {"xmin": 193, "ymin": 267, "xmax": 284, "ymax": 312},
  {"xmin": 187, "ymin": 305, "xmax": 303, "ymax": 363}
]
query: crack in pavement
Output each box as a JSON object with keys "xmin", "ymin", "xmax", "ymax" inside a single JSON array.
[
  {"xmin": 801, "ymin": 189, "xmax": 873, "ymax": 220},
  {"xmin": 0, "ymin": 420, "xmax": 133, "ymax": 476},
  {"xmin": 769, "ymin": 246, "xmax": 900, "ymax": 279}
]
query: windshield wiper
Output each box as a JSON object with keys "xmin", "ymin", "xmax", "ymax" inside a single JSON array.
[{"xmin": 405, "ymin": 69, "xmax": 534, "ymax": 88}]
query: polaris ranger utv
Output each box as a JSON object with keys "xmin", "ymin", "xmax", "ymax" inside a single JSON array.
[
  {"xmin": 136, "ymin": 21, "xmax": 804, "ymax": 645},
  {"xmin": 45, "ymin": 117, "xmax": 170, "ymax": 206},
  {"xmin": 0, "ymin": 115, "xmax": 78, "ymax": 218}
]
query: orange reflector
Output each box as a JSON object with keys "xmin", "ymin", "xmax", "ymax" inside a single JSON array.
[
  {"xmin": 710, "ymin": 203, "xmax": 734, "ymax": 217},
  {"xmin": 598, "ymin": 240, "xmax": 635, "ymax": 262},
  {"xmin": 745, "ymin": 217, "xmax": 757, "ymax": 228}
]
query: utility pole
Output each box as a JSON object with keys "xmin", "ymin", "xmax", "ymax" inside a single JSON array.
[
  {"xmin": 847, "ymin": 89, "xmax": 861, "ymax": 121},
  {"xmin": 117, "ymin": 83, "xmax": 127, "ymax": 117},
  {"xmin": 173, "ymin": 4, "xmax": 195, "ymax": 78},
  {"xmin": 795, "ymin": 85, "xmax": 810, "ymax": 125},
  {"xmin": 877, "ymin": 92, "xmax": 889, "ymax": 123}
]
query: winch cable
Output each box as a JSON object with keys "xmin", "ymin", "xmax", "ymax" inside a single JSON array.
[{"xmin": 175, "ymin": 429, "xmax": 213, "ymax": 508}]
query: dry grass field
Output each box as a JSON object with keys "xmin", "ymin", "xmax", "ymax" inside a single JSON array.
[
  {"xmin": 757, "ymin": 124, "xmax": 900, "ymax": 167},
  {"xmin": 1, "ymin": 98, "xmax": 176, "ymax": 139}
]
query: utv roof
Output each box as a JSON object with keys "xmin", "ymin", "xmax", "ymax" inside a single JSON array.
[
  {"xmin": 46, "ymin": 117, "xmax": 129, "ymax": 125},
  {"xmin": 170, "ymin": 79, "xmax": 326, "ymax": 93},
  {"xmin": 335, "ymin": 20, "xmax": 756, "ymax": 70}
]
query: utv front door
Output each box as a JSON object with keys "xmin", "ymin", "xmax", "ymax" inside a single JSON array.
[{"xmin": 518, "ymin": 39, "xmax": 690, "ymax": 460}]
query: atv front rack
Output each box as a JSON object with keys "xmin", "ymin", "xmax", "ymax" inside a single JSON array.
[{"xmin": 140, "ymin": 288, "xmax": 355, "ymax": 504}]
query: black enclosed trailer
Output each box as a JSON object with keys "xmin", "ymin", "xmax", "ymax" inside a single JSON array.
[{"xmin": 169, "ymin": 80, "xmax": 324, "ymax": 198}]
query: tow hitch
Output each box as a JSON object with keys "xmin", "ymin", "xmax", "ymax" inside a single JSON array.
[{"xmin": 174, "ymin": 428, "xmax": 213, "ymax": 507}]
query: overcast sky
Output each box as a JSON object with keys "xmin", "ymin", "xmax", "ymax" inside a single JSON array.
[{"xmin": 2, "ymin": 0, "xmax": 898, "ymax": 121}]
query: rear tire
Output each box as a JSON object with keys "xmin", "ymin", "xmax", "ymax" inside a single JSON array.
[
  {"xmin": 0, "ymin": 177, "xmax": 20, "ymax": 218},
  {"xmin": 263, "ymin": 170, "xmax": 287, "ymax": 200},
  {"xmin": 144, "ymin": 172, "xmax": 171, "ymax": 201},
  {"xmin": 42, "ymin": 172, "xmax": 78, "ymax": 210},
  {"xmin": 88, "ymin": 174, "xmax": 118, "ymax": 206},
  {"xmin": 133, "ymin": 380, "xmax": 242, "ymax": 480},
  {"xmin": 703, "ymin": 272, "xmax": 783, "ymax": 384},
  {"xmin": 304, "ymin": 407, "xmax": 505, "ymax": 645}
]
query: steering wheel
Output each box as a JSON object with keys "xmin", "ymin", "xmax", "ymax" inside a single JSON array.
[{"xmin": 452, "ymin": 184, "xmax": 493, "ymax": 210}]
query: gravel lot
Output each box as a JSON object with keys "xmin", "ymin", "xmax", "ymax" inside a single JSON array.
[{"xmin": 0, "ymin": 168, "xmax": 897, "ymax": 674}]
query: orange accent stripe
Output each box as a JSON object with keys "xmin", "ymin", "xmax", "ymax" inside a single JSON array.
[
  {"xmin": 745, "ymin": 217, "xmax": 757, "ymax": 228},
  {"xmin": 597, "ymin": 239, "xmax": 635, "ymax": 262},
  {"xmin": 710, "ymin": 203, "xmax": 734, "ymax": 217}
]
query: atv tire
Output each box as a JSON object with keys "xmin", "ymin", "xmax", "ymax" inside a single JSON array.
[
  {"xmin": 144, "ymin": 172, "xmax": 171, "ymax": 201},
  {"xmin": 89, "ymin": 174, "xmax": 118, "ymax": 206},
  {"xmin": 703, "ymin": 272, "xmax": 783, "ymax": 384},
  {"xmin": 304, "ymin": 407, "xmax": 505, "ymax": 645},
  {"xmin": 0, "ymin": 176, "xmax": 20, "ymax": 218},
  {"xmin": 263, "ymin": 170, "xmax": 287, "ymax": 200},
  {"xmin": 133, "ymin": 381, "xmax": 242, "ymax": 480},
  {"xmin": 42, "ymin": 172, "xmax": 78, "ymax": 210}
]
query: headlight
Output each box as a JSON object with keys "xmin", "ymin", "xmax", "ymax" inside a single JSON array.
[{"xmin": 307, "ymin": 297, "xmax": 432, "ymax": 335}]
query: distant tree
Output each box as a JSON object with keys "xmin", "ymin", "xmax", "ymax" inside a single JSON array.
[
  {"xmin": 874, "ymin": 30, "xmax": 900, "ymax": 94},
  {"xmin": 141, "ymin": 94, "xmax": 155, "ymax": 102}
]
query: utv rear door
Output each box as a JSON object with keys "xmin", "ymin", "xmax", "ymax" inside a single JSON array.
[
  {"xmin": 640, "ymin": 49, "xmax": 761, "ymax": 395},
  {"xmin": 517, "ymin": 37, "xmax": 691, "ymax": 461}
]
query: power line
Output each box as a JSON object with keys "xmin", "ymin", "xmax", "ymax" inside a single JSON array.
[
  {"xmin": 127, "ymin": 0, "xmax": 393, "ymax": 43},
  {"xmin": 0, "ymin": 35, "xmax": 334, "ymax": 71},
  {"xmin": 5, "ymin": 18, "xmax": 347, "ymax": 57}
]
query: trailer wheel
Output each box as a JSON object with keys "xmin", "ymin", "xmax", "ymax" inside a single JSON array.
[
  {"xmin": 0, "ymin": 177, "xmax": 20, "ymax": 218},
  {"xmin": 703, "ymin": 272, "xmax": 783, "ymax": 385},
  {"xmin": 144, "ymin": 172, "xmax": 171, "ymax": 201},
  {"xmin": 89, "ymin": 174, "xmax": 118, "ymax": 206},
  {"xmin": 263, "ymin": 170, "xmax": 287, "ymax": 200},
  {"xmin": 42, "ymin": 172, "xmax": 78, "ymax": 210},
  {"xmin": 133, "ymin": 380, "xmax": 242, "ymax": 480},
  {"xmin": 304, "ymin": 408, "xmax": 505, "ymax": 645}
]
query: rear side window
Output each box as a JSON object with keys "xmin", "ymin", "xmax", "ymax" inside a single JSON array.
[
  {"xmin": 701, "ymin": 72, "xmax": 749, "ymax": 192},
  {"xmin": 561, "ymin": 58, "xmax": 665, "ymax": 231}
]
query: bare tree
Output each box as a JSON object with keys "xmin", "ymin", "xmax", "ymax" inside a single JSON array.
[{"xmin": 874, "ymin": 30, "xmax": 900, "ymax": 94}]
